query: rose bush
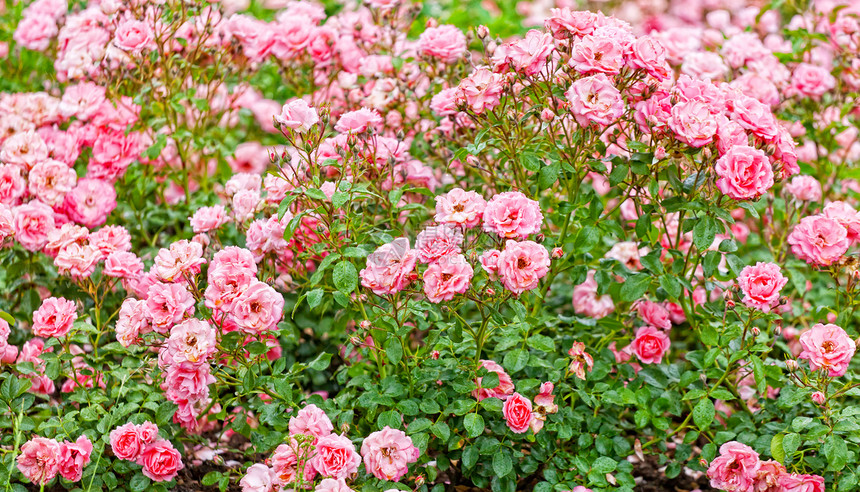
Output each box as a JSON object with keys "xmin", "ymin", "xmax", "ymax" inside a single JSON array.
[{"xmin": 1, "ymin": 0, "xmax": 860, "ymax": 491}]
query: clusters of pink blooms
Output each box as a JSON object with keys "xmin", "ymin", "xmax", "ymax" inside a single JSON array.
[
  {"xmin": 239, "ymin": 404, "xmax": 419, "ymax": 492},
  {"xmin": 797, "ymin": 323, "xmax": 856, "ymax": 378},
  {"xmin": 788, "ymin": 201, "xmax": 860, "ymax": 266},
  {"xmin": 109, "ymin": 422, "xmax": 184, "ymax": 482},
  {"xmin": 707, "ymin": 441, "xmax": 823, "ymax": 492},
  {"xmin": 16, "ymin": 434, "xmax": 92, "ymax": 485}
]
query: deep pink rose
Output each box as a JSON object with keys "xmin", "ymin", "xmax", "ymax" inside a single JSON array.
[
  {"xmin": 58, "ymin": 435, "xmax": 93, "ymax": 482},
  {"xmin": 473, "ymin": 359, "xmax": 515, "ymax": 401},
  {"xmin": 715, "ymin": 145, "xmax": 774, "ymax": 200},
  {"xmin": 496, "ymin": 240, "xmax": 550, "ymax": 295},
  {"xmin": 32, "ymin": 296, "xmax": 77, "ymax": 338},
  {"xmin": 312, "ymin": 433, "xmax": 361, "ymax": 479},
  {"xmin": 482, "ymin": 191, "xmax": 543, "ymax": 239},
  {"xmin": 778, "ymin": 473, "xmax": 825, "ymax": 492},
  {"xmin": 630, "ymin": 326, "xmax": 670, "ymax": 364},
  {"xmin": 707, "ymin": 441, "xmax": 761, "ymax": 492},
  {"xmin": 136, "ymin": 439, "xmax": 184, "ymax": 482},
  {"xmin": 502, "ymin": 392, "xmax": 533, "ymax": 434}
]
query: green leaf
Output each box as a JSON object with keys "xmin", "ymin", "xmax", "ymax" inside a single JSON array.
[
  {"xmin": 620, "ymin": 274, "xmax": 651, "ymax": 302},
  {"xmin": 783, "ymin": 433, "xmax": 802, "ymax": 457},
  {"xmin": 693, "ymin": 216, "xmax": 717, "ymax": 251},
  {"xmin": 493, "ymin": 450, "xmax": 513, "ymax": 477},
  {"xmin": 462, "ymin": 445, "xmax": 479, "ymax": 469},
  {"xmin": 693, "ymin": 398, "xmax": 715, "ymax": 430},
  {"xmin": 385, "ymin": 338, "xmax": 403, "ymax": 365},
  {"xmin": 502, "ymin": 348, "xmax": 529, "ymax": 373},
  {"xmin": 306, "ymin": 288, "xmax": 324, "ymax": 309},
  {"xmin": 464, "ymin": 413, "xmax": 484, "ymax": 438},
  {"xmin": 129, "ymin": 472, "xmax": 151, "ymax": 492},
  {"xmin": 308, "ymin": 352, "xmax": 332, "ymax": 371},
  {"xmin": 574, "ymin": 226, "xmax": 599, "ymax": 254},
  {"xmin": 751, "ymin": 355, "xmax": 766, "ymax": 394},
  {"xmin": 332, "ymin": 261, "xmax": 358, "ymax": 294},
  {"xmin": 659, "ymin": 275, "xmax": 682, "ymax": 299},
  {"xmin": 771, "ymin": 434, "xmax": 786, "ymax": 463},
  {"xmin": 592, "ymin": 456, "xmax": 617, "ymax": 474},
  {"xmin": 431, "ymin": 421, "xmax": 450, "ymax": 441},
  {"xmin": 824, "ymin": 434, "xmax": 848, "ymax": 471}
]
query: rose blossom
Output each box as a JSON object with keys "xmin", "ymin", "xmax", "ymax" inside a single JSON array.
[
  {"xmin": 482, "ymin": 191, "xmax": 543, "ymax": 239},
  {"xmin": 473, "ymin": 359, "xmax": 515, "ymax": 401},
  {"xmin": 104, "ymin": 251, "xmax": 144, "ymax": 278},
  {"xmin": 415, "ymin": 224, "xmax": 463, "ymax": 263},
  {"xmin": 14, "ymin": 200, "xmax": 55, "ymax": 252},
  {"xmin": 457, "ymin": 68, "xmax": 504, "ymax": 114},
  {"xmin": 275, "ymin": 99, "xmax": 319, "ymax": 133},
  {"xmin": 334, "ymin": 108, "xmax": 382, "ymax": 134},
  {"xmin": 360, "ymin": 426, "xmax": 419, "ymax": 481},
  {"xmin": 154, "ymin": 239, "xmax": 206, "ymax": 282},
  {"xmin": 787, "ymin": 215, "xmax": 850, "ymax": 266},
  {"xmin": 630, "ymin": 326, "xmax": 670, "ymax": 364},
  {"xmin": 146, "ymin": 282, "xmax": 195, "ymax": 333},
  {"xmin": 315, "ymin": 478, "xmax": 354, "ymax": 492},
  {"xmin": 753, "ymin": 460, "xmax": 786, "ymax": 492},
  {"xmin": 784, "ymin": 175, "xmax": 822, "ymax": 202},
  {"xmin": 799, "ymin": 323, "xmax": 855, "ymax": 377},
  {"xmin": 668, "ymin": 100, "xmax": 717, "ymax": 148},
  {"xmin": 189, "ymin": 205, "xmax": 229, "ymax": 233},
  {"xmin": 360, "ymin": 238, "xmax": 418, "ymax": 296},
  {"xmin": 110, "ymin": 423, "xmax": 144, "ymax": 460},
  {"xmin": 565, "ymin": 74, "xmax": 625, "ymax": 127},
  {"xmin": 55, "ymin": 243, "xmax": 100, "ymax": 278},
  {"xmin": 715, "ymin": 145, "xmax": 774, "ymax": 200},
  {"xmin": 572, "ymin": 270, "xmax": 615, "ymax": 318},
  {"xmin": 289, "ymin": 403, "xmax": 334, "ymax": 441},
  {"xmin": 58, "ymin": 435, "xmax": 93, "ymax": 482},
  {"xmin": 502, "ymin": 392, "xmax": 534, "ymax": 434},
  {"xmin": 423, "ymin": 254, "xmax": 473, "ymax": 303},
  {"xmin": 114, "ymin": 19, "xmax": 154, "ymax": 54},
  {"xmin": 736, "ymin": 262, "xmax": 787, "ymax": 313},
  {"xmin": 312, "ymin": 433, "xmax": 361, "ymax": 479},
  {"xmin": 434, "ymin": 188, "xmax": 487, "ymax": 228},
  {"xmin": 418, "ymin": 25, "xmax": 466, "ymax": 63},
  {"xmin": 823, "ymin": 201, "xmax": 860, "ymax": 242},
  {"xmin": 230, "ymin": 280, "xmax": 284, "ymax": 334},
  {"xmin": 32, "ymin": 297, "xmax": 77, "ymax": 338},
  {"xmin": 137, "ymin": 439, "xmax": 184, "ymax": 482},
  {"xmin": 779, "ymin": 474, "xmax": 825, "ymax": 492},
  {"xmin": 568, "ymin": 341, "xmax": 594, "ymax": 380},
  {"xmin": 115, "ymin": 298, "xmax": 150, "ymax": 347},
  {"xmin": 707, "ymin": 441, "xmax": 761, "ymax": 492},
  {"xmin": 168, "ymin": 318, "xmax": 217, "ymax": 364},
  {"xmin": 162, "ymin": 361, "xmax": 215, "ymax": 403},
  {"xmin": 63, "ymin": 178, "xmax": 117, "ymax": 228},
  {"xmin": 16, "ymin": 437, "xmax": 61, "ymax": 485},
  {"xmin": 271, "ymin": 439, "xmax": 317, "ymax": 486},
  {"xmin": 241, "ymin": 463, "xmax": 276, "ymax": 492},
  {"xmin": 28, "ymin": 159, "xmax": 77, "ymax": 207},
  {"xmin": 496, "ymin": 240, "xmax": 550, "ymax": 295},
  {"xmin": 788, "ymin": 63, "xmax": 836, "ymax": 99}
]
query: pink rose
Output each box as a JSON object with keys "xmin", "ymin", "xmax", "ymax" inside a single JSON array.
[
  {"xmin": 275, "ymin": 99, "xmax": 319, "ymax": 133},
  {"xmin": 13, "ymin": 15, "xmax": 58, "ymax": 51},
  {"xmin": 229, "ymin": 280, "xmax": 284, "ymax": 334},
  {"xmin": 626, "ymin": 35, "xmax": 669, "ymax": 79},
  {"xmin": 423, "ymin": 254, "xmax": 473, "ymax": 303},
  {"xmin": 434, "ymin": 188, "xmax": 486, "ymax": 228},
  {"xmin": 146, "ymin": 282, "xmax": 195, "ymax": 333},
  {"xmin": 636, "ymin": 300, "xmax": 671, "ymax": 330},
  {"xmin": 114, "ymin": 19, "xmax": 154, "ymax": 54},
  {"xmin": 784, "ymin": 175, "xmax": 822, "ymax": 202},
  {"xmin": 737, "ymin": 262, "xmax": 787, "ymax": 312},
  {"xmin": 28, "ymin": 159, "xmax": 76, "ymax": 207},
  {"xmin": 482, "ymin": 191, "xmax": 543, "ymax": 239},
  {"xmin": 271, "ymin": 439, "xmax": 317, "ymax": 485},
  {"xmin": 788, "ymin": 63, "xmax": 836, "ymax": 99},
  {"xmin": 496, "ymin": 240, "xmax": 550, "ymax": 295},
  {"xmin": 104, "ymin": 251, "xmax": 144, "ymax": 278},
  {"xmin": 312, "ymin": 434, "xmax": 361, "ymax": 479},
  {"xmin": 568, "ymin": 341, "xmax": 594, "ymax": 380},
  {"xmin": 16, "ymin": 436, "xmax": 61, "ymax": 484},
  {"xmin": 89, "ymin": 225, "xmax": 132, "ymax": 256},
  {"xmin": 799, "ymin": 323, "xmax": 855, "ymax": 377},
  {"xmin": 630, "ymin": 326, "xmax": 670, "ymax": 364},
  {"xmin": 811, "ymin": 391, "xmax": 826, "ymax": 405},
  {"xmin": 572, "ymin": 270, "xmax": 615, "ymax": 319},
  {"xmin": 418, "ymin": 25, "xmax": 466, "ymax": 63},
  {"xmin": 162, "ymin": 361, "xmax": 215, "ymax": 403},
  {"xmin": 334, "ymin": 108, "xmax": 383, "ymax": 134},
  {"xmin": 823, "ymin": 201, "xmax": 860, "ymax": 242},
  {"xmin": 668, "ymin": 100, "xmax": 717, "ymax": 148},
  {"xmin": 137, "ymin": 421, "xmax": 159, "ymax": 444},
  {"xmin": 415, "ymin": 224, "xmax": 463, "ymax": 264},
  {"xmin": 115, "ymin": 298, "xmax": 150, "ymax": 347},
  {"xmin": 565, "ymin": 74, "xmax": 624, "ymax": 127},
  {"xmin": 779, "ymin": 474, "xmax": 825, "ymax": 492},
  {"xmin": 502, "ymin": 392, "xmax": 533, "ymax": 434},
  {"xmin": 58, "ymin": 435, "xmax": 93, "ymax": 482},
  {"xmin": 457, "ymin": 68, "xmax": 504, "ymax": 114},
  {"xmin": 32, "ymin": 296, "xmax": 77, "ymax": 338},
  {"xmin": 360, "ymin": 426, "xmax": 419, "ymax": 481},
  {"xmin": 473, "ymin": 359, "xmax": 515, "ymax": 401},
  {"xmin": 0, "ymin": 164, "xmax": 27, "ymax": 205},
  {"xmin": 189, "ymin": 205, "xmax": 229, "ymax": 234},
  {"xmin": 315, "ymin": 478, "xmax": 354, "ymax": 492},
  {"xmin": 63, "ymin": 178, "xmax": 117, "ymax": 228},
  {"xmin": 715, "ymin": 145, "xmax": 774, "ymax": 200},
  {"xmin": 14, "ymin": 200, "xmax": 55, "ymax": 252},
  {"xmin": 155, "ymin": 239, "xmax": 206, "ymax": 283},
  {"xmin": 137, "ymin": 439, "xmax": 184, "ymax": 482},
  {"xmin": 168, "ymin": 318, "xmax": 217, "ymax": 364},
  {"xmin": 479, "ymin": 250, "xmax": 501, "ymax": 280},
  {"xmin": 570, "ymin": 35, "xmax": 623, "ymax": 74},
  {"xmin": 289, "ymin": 404, "xmax": 334, "ymax": 441},
  {"xmin": 240, "ymin": 463, "xmax": 276, "ymax": 492},
  {"xmin": 753, "ymin": 460, "xmax": 786, "ymax": 492},
  {"xmin": 544, "ymin": 8, "xmax": 598, "ymax": 38},
  {"xmin": 788, "ymin": 215, "xmax": 850, "ymax": 266},
  {"xmin": 707, "ymin": 441, "xmax": 761, "ymax": 492},
  {"xmin": 507, "ymin": 30, "xmax": 555, "ymax": 75},
  {"xmin": 731, "ymin": 95, "xmax": 778, "ymax": 141},
  {"xmin": 360, "ymin": 238, "xmax": 418, "ymax": 296},
  {"xmin": 0, "ymin": 130, "xmax": 48, "ymax": 169},
  {"xmin": 110, "ymin": 423, "xmax": 144, "ymax": 461},
  {"xmin": 55, "ymin": 243, "xmax": 100, "ymax": 278}
]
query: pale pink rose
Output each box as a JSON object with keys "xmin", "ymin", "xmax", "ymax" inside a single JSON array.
[
  {"xmin": 28, "ymin": 159, "xmax": 77, "ymax": 207},
  {"xmin": 668, "ymin": 100, "xmax": 717, "ymax": 148},
  {"xmin": 778, "ymin": 474, "xmax": 825, "ymax": 492},
  {"xmin": 731, "ymin": 95, "xmax": 778, "ymax": 141},
  {"xmin": 784, "ymin": 175, "xmax": 822, "ymax": 202},
  {"xmin": 115, "ymin": 298, "xmax": 150, "ymax": 347},
  {"xmin": 137, "ymin": 439, "xmax": 184, "ymax": 482},
  {"xmin": 14, "ymin": 200, "xmax": 55, "ymax": 252},
  {"xmin": 572, "ymin": 270, "xmax": 615, "ymax": 319},
  {"xmin": 630, "ymin": 326, "xmax": 670, "ymax": 364},
  {"xmin": 787, "ymin": 215, "xmax": 850, "ymax": 266},
  {"xmin": 334, "ymin": 108, "xmax": 383, "ymax": 134},
  {"xmin": 360, "ymin": 238, "xmax": 418, "ymax": 296},
  {"xmin": 59, "ymin": 83, "xmax": 107, "ymax": 120},
  {"xmin": 502, "ymin": 392, "xmax": 533, "ymax": 434},
  {"xmin": 479, "ymin": 250, "xmax": 501, "ymax": 280},
  {"xmin": 568, "ymin": 342, "xmax": 594, "ymax": 380},
  {"xmin": 240, "ymin": 463, "xmax": 276, "ymax": 492},
  {"xmin": 457, "ymin": 68, "xmax": 504, "ymax": 114},
  {"xmin": 225, "ymin": 173, "xmax": 262, "ymax": 196},
  {"xmin": 570, "ymin": 35, "xmax": 623, "ymax": 74},
  {"xmin": 430, "ymin": 88, "xmax": 459, "ymax": 117},
  {"xmin": 275, "ymin": 99, "xmax": 319, "ymax": 133},
  {"xmin": 315, "ymin": 478, "xmax": 354, "ymax": 492},
  {"xmin": 496, "ymin": 240, "xmax": 550, "ymax": 295},
  {"xmin": 737, "ymin": 262, "xmax": 787, "ymax": 312},
  {"xmin": 423, "ymin": 254, "xmax": 473, "ymax": 303},
  {"xmin": 13, "ymin": 15, "xmax": 58, "ymax": 51},
  {"xmin": 434, "ymin": 188, "xmax": 486, "ymax": 228},
  {"xmin": 110, "ymin": 423, "xmax": 144, "ymax": 460},
  {"xmin": 482, "ymin": 191, "xmax": 543, "ymax": 239},
  {"xmin": 189, "ymin": 205, "xmax": 229, "ymax": 233},
  {"xmin": 146, "ymin": 282, "xmax": 195, "ymax": 333},
  {"xmin": 0, "ymin": 130, "xmax": 48, "ymax": 169},
  {"xmin": 753, "ymin": 460, "xmax": 786, "ymax": 492},
  {"xmin": 312, "ymin": 434, "xmax": 361, "ymax": 479},
  {"xmin": 823, "ymin": 201, "xmax": 860, "ymax": 242},
  {"xmin": 63, "ymin": 178, "xmax": 117, "ymax": 228},
  {"xmin": 799, "ymin": 323, "xmax": 855, "ymax": 377},
  {"xmin": 473, "ymin": 359, "xmax": 515, "ymax": 401},
  {"xmin": 715, "ymin": 145, "xmax": 774, "ymax": 200},
  {"xmin": 32, "ymin": 297, "xmax": 77, "ymax": 338},
  {"xmin": 17, "ymin": 437, "xmax": 61, "ymax": 484},
  {"xmin": 289, "ymin": 403, "xmax": 334, "ymax": 441},
  {"xmin": 114, "ymin": 19, "xmax": 154, "ymax": 54},
  {"xmin": 162, "ymin": 361, "xmax": 215, "ymax": 403},
  {"xmin": 104, "ymin": 251, "xmax": 144, "ymax": 278},
  {"xmin": 507, "ymin": 29, "xmax": 555, "ymax": 75},
  {"xmin": 636, "ymin": 300, "xmax": 671, "ymax": 330},
  {"xmin": 534, "ymin": 382, "xmax": 557, "ymax": 414},
  {"xmin": 0, "ymin": 164, "xmax": 27, "ymax": 205},
  {"xmin": 707, "ymin": 441, "xmax": 761, "ymax": 492},
  {"xmin": 418, "ymin": 25, "xmax": 466, "ymax": 63},
  {"xmin": 626, "ymin": 35, "xmax": 669, "ymax": 79},
  {"xmin": 544, "ymin": 8, "xmax": 598, "ymax": 39},
  {"xmin": 44, "ymin": 223, "xmax": 89, "ymax": 260},
  {"xmin": 168, "ymin": 319, "xmax": 217, "ymax": 364},
  {"xmin": 566, "ymin": 74, "xmax": 624, "ymax": 127},
  {"xmin": 681, "ymin": 51, "xmax": 728, "ymax": 81},
  {"xmin": 55, "ymin": 243, "xmax": 100, "ymax": 278},
  {"xmin": 0, "ymin": 204, "xmax": 14, "ymax": 239},
  {"xmin": 89, "ymin": 225, "xmax": 132, "ymax": 256},
  {"xmin": 58, "ymin": 435, "xmax": 93, "ymax": 482},
  {"xmin": 416, "ymin": 225, "xmax": 463, "ymax": 264},
  {"xmin": 788, "ymin": 63, "xmax": 836, "ymax": 99},
  {"xmin": 271, "ymin": 439, "xmax": 317, "ymax": 485},
  {"xmin": 230, "ymin": 280, "xmax": 284, "ymax": 334},
  {"xmin": 360, "ymin": 426, "xmax": 419, "ymax": 481},
  {"xmin": 232, "ymin": 189, "xmax": 261, "ymax": 221},
  {"xmin": 155, "ymin": 239, "xmax": 206, "ymax": 282}
]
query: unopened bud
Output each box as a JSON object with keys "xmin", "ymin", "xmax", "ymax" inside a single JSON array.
[
  {"xmin": 349, "ymin": 336, "xmax": 362, "ymax": 346},
  {"xmin": 751, "ymin": 326, "xmax": 761, "ymax": 336},
  {"xmin": 774, "ymin": 325, "xmax": 782, "ymax": 337},
  {"xmin": 552, "ymin": 247, "xmax": 563, "ymax": 259},
  {"xmin": 655, "ymin": 146, "xmax": 667, "ymax": 160},
  {"xmin": 341, "ymin": 423, "xmax": 350, "ymax": 434},
  {"xmin": 415, "ymin": 475, "xmax": 426, "ymax": 487},
  {"xmin": 699, "ymin": 458, "xmax": 709, "ymax": 467},
  {"xmin": 811, "ymin": 391, "xmax": 826, "ymax": 405},
  {"xmin": 485, "ymin": 287, "xmax": 495, "ymax": 296},
  {"xmin": 359, "ymin": 320, "xmax": 372, "ymax": 329},
  {"xmin": 786, "ymin": 359, "xmax": 799, "ymax": 371},
  {"xmin": 535, "ymin": 234, "xmax": 545, "ymax": 243},
  {"xmin": 431, "ymin": 350, "xmax": 440, "ymax": 360},
  {"xmin": 726, "ymin": 299, "xmax": 736, "ymax": 309},
  {"xmin": 476, "ymin": 25, "xmax": 489, "ymax": 39},
  {"xmin": 540, "ymin": 108, "xmax": 555, "ymax": 122}
]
